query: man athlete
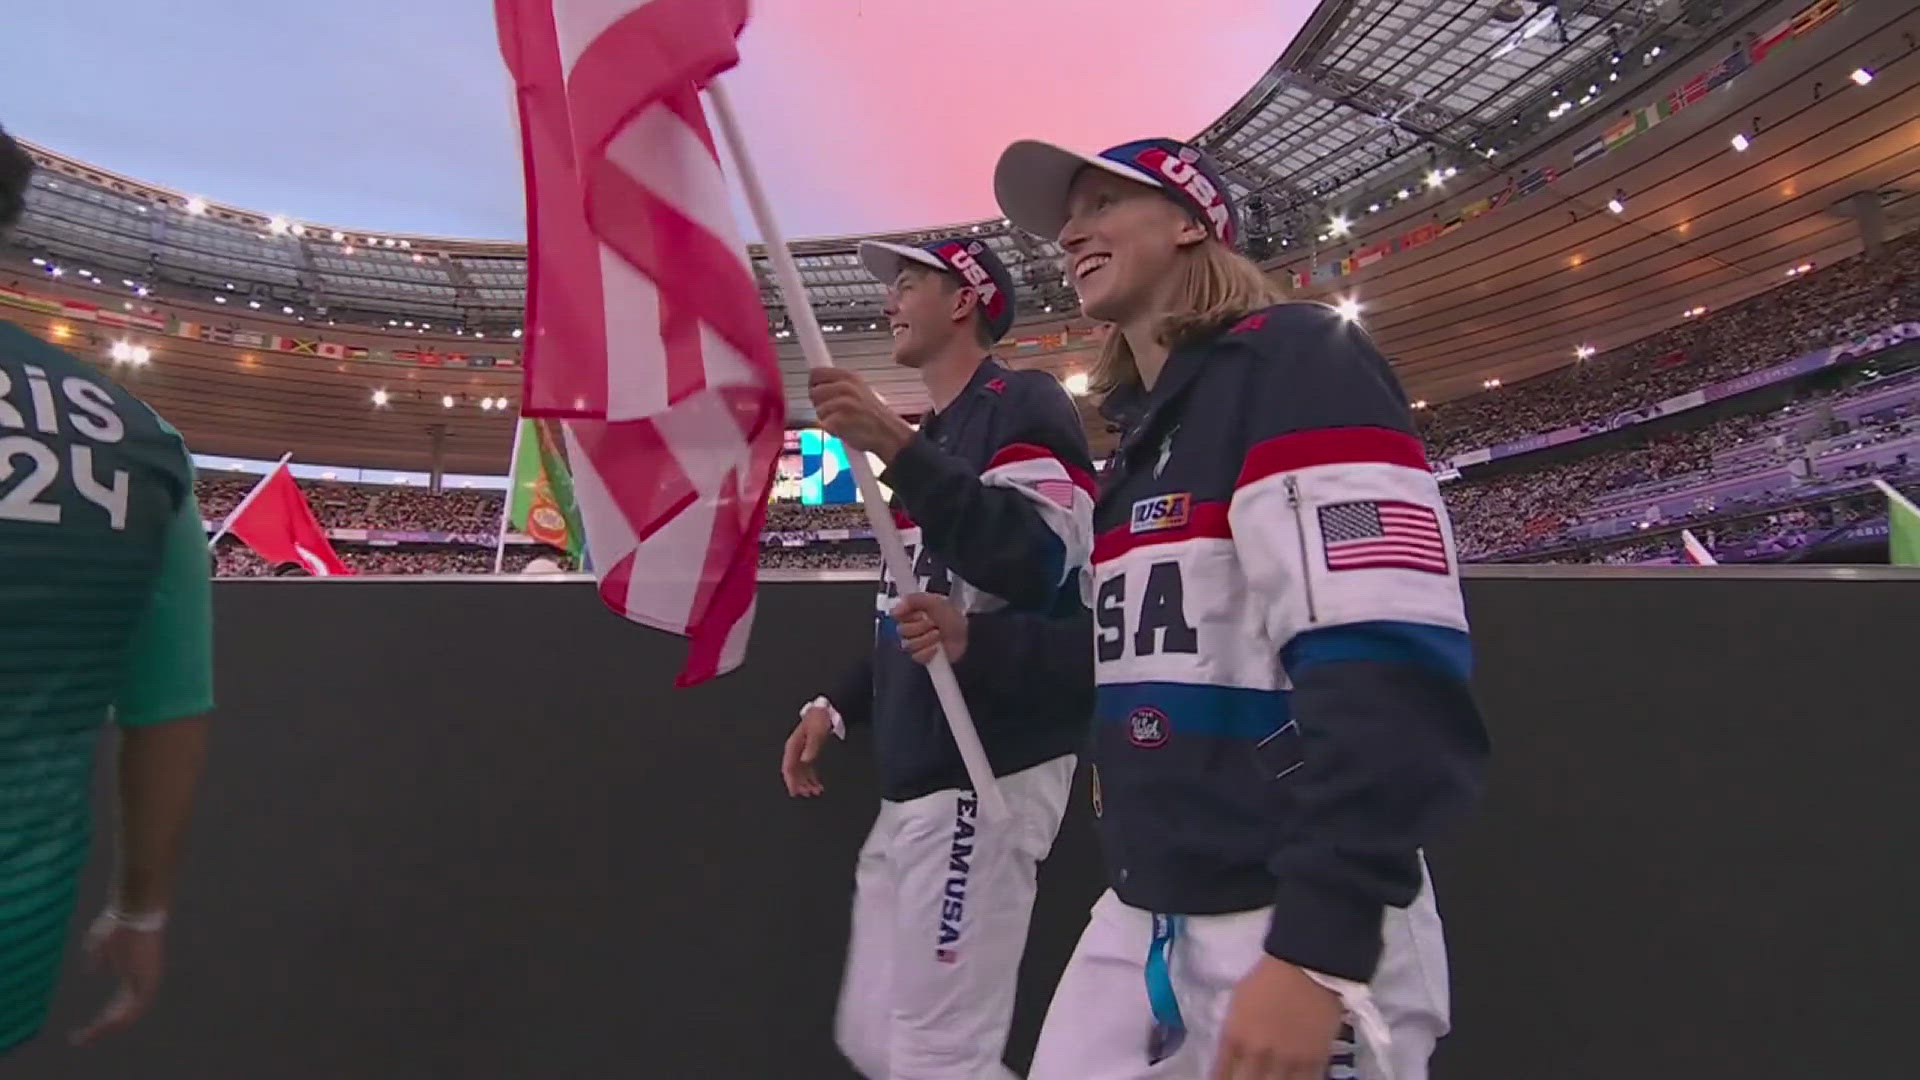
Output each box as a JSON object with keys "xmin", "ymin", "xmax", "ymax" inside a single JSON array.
[
  {"xmin": 0, "ymin": 126, "xmax": 216, "ymax": 1055},
  {"xmin": 780, "ymin": 236, "xmax": 1095, "ymax": 1079}
]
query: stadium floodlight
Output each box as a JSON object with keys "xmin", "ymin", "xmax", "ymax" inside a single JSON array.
[
  {"xmin": 247, "ymin": 300, "xmax": 262, "ymax": 310},
  {"xmin": 213, "ymin": 295, "xmax": 226, "ymax": 304},
  {"xmin": 1731, "ymin": 133, "xmax": 1750, "ymax": 152},
  {"xmin": 49, "ymin": 267, "xmax": 64, "ymax": 278},
  {"xmin": 291, "ymin": 223, "xmax": 306, "ymax": 237},
  {"xmin": 371, "ymin": 389, "xmax": 390, "ymax": 407},
  {"xmin": 512, "ymin": 328, "xmax": 524, "ymax": 339},
  {"xmin": 1411, "ymin": 400, "xmax": 1427, "ymax": 410},
  {"xmin": 135, "ymin": 286, "xmax": 149, "ymax": 297},
  {"xmin": 282, "ymin": 305, "xmax": 294, "ymax": 315},
  {"xmin": 1329, "ymin": 214, "xmax": 1350, "ymax": 237},
  {"xmin": 442, "ymin": 395, "xmax": 455, "ymax": 409},
  {"xmin": 1335, "ymin": 297, "xmax": 1361, "ymax": 322},
  {"xmin": 130, "ymin": 345, "xmax": 150, "ymax": 366},
  {"xmin": 109, "ymin": 341, "xmax": 132, "ymax": 363},
  {"xmin": 475, "ymin": 332, "xmax": 485, "ymax": 339},
  {"xmin": 30, "ymin": 257, "xmax": 44, "ymax": 267},
  {"xmin": 1426, "ymin": 170, "xmax": 1444, "ymax": 189},
  {"xmin": 267, "ymin": 216, "xmax": 289, "ymax": 235},
  {"xmin": 1575, "ymin": 344, "xmax": 1596, "ymax": 360},
  {"xmin": 1444, "ymin": 166, "xmax": 1458, "ymax": 179},
  {"xmin": 1063, "ymin": 372, "xmax": 1090, "ymax": 396},
  {"xmin": 184, "ymin": 196, "xmax": 208, "ymax": 215},
  {"xmin": 1607, "ymin": 194, "xmax": 1626, "ymax": 214},
  {"xmin": 1850, "ymin": 68, "xmax": 1873, "ymax": 86},
  {"xmin": 330, "ymin": 229, "xmax": 345, "ymax": 241}
]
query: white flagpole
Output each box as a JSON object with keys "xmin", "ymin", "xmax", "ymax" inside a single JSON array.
[
  {"xmin": 206, "ymin": 451, "xmax": 293, "ymax": 550},
  {"xmin": 1872, "ymin": 477, "xmax": 1919, "ymax": 517},
  {"xmin": 1679, "ymin": 528, "xmax": 1717, "ymax": 566},
  {"xmin": 707, "ymin": 79, "xmax": 1009, "ymax": 822},
  {"xmin": 495, "ymin": 417, "xmax": 526, "ymax": 574}
]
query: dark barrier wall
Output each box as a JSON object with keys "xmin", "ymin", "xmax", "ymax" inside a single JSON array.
[{"xmin": 13, "ymin": 570, "xmax": 1919, "ymax": 1079}]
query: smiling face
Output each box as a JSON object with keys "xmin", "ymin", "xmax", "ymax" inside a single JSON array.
[
  {"xmin": 883, "ymin": 263, "xmax": 974, "ymax": 368},
  {"xmin": 1057, "ymin": 167, "xmax": 1208, "ymax": 325}
]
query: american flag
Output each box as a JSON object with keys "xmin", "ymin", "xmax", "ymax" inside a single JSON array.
[
  {"xmin": 1318, "ymin": 500, "xmax": 1450, "ymax": 575},
  {"xmin": 1035, "ymin": 478, "xmax": 1077, "ymax": 508},
  {"xmin": 497, "ymin": 0, "xmax": 784, "ymax": 685}
]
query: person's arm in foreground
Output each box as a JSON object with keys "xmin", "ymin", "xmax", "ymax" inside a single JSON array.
[
  {"xmin": 809, "ymin": 367, "xmax": 1095, "ymax": 610},
  {"xmin": 73, "ymin": 464, "xmax": 215, "ymax": 1047}
]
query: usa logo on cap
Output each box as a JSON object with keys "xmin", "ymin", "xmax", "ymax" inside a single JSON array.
[{"xmin": 1126, "ymin": 144, "xmax": 1234, "ymax": 246}]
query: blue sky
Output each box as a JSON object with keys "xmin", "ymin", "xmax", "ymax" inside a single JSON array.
[{"xmin": 2, "ymin": 1, "xmax": 1307, "ymax": 242}]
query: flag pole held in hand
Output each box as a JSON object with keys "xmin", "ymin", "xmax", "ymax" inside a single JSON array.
[{"xmin": 706, "ymin": 79, "xmax": 1009, "ymax": 823}]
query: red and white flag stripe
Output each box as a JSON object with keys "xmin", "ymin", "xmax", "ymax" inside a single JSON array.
[{"xmin": 498, "ymin": 0, "xmax": 784, "ymax": 685}]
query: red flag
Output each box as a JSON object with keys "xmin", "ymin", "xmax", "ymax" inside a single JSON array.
[
  {"xmin": 227, "ymin": 465, "xmax": 352, "ymax": 576},
  {"xmin": 497, "ymin": 0, "xmax": 783, "ymax": 685}
]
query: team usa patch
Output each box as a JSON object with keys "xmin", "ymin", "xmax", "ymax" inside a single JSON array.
[
  {"xmin": 984, "ymin": 377, "xmax": 1007, "ymax": 394},
  {"xmin": 1130, "ymin": 492, "xmax": 1191, "ymax": 534},
  {"xmin": 1128, "ymin": 706, "xmax": 1171, "ymax": 748},
  {"xmin": 1318, "ymin": 500, "xmax": 1449, "ymax": 575},
  {"xmin": 1229, "ymin": 312, "xmax": 1267, "ymax": 334}
]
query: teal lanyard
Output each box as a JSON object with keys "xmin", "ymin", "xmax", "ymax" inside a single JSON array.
[{"xmin": 1145, "ymin": 913, "xmax": 1187, "ymax": 1064}]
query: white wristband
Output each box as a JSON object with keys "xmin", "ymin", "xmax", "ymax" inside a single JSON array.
[
  {"xmin": 1302, "ymin": 969, "xmax": 1396, "ymax": 1080},
  {"xmin": 802, "ymin": 696, "xmax": 846, "ymax": 740},
  {"xmin": 103, "ymin": 908, "xmax": 168, "ymax": 933}
]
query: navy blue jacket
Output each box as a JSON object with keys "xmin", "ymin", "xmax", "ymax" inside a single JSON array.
[
  {"xmin": 1089, "ymin": 302, "xmax": 1489, "ymax": 981},
  {"xmin": 829, "ymin": 359, "xmax": 1096, "ymax": 801}
]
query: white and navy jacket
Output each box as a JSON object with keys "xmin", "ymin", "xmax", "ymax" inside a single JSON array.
[
  {"xmin": 829, "ymin": 359, "xmax": 1097, "ymax": 801},
  {"xmin": 1090, "ymin": 302, "xmax": 1489, "ymax": 982}
]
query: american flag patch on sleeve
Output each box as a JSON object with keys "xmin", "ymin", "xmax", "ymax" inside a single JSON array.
[
  {"xmin": 1035, "ymin": 478, "xmax": 1077, "ymax": 508},
  {"xmin": 1318, "ymin": 500, "xmax": 1449, "ymax": 574}
]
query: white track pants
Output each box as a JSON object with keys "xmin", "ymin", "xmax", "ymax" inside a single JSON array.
[
  {"xmin": 1028, "ymin": 865, "xmax": 1449, "ymax": 1080},
  {"xmin": 835, "ymin": 755, "xmax": 1077, "ymax": 1080}
]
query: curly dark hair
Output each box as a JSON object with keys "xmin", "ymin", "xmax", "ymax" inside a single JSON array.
[{"xmin": 1, "ymin": 126, "xmax": 32, "ymax": 232}]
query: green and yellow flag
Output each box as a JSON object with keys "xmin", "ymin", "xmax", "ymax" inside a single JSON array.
[
  {"xmin": 507, "ymin": 418, "xmax": 586, "ymax": 564},
  {"xmin": 1879, "ymin": 479, "xmax": 1920, "ymax": 567}
]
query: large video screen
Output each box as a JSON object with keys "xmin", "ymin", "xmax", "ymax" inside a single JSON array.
[{"xmin": 799, "ymin": 429, "xmax": 857, "ymax": 505}]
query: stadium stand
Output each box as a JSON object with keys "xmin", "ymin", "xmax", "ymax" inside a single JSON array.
[
  {"xmin": 1417, "ymin": 229, "xmax": 1920, "ymax": 460},
  {"xmin": 194, "ymin": 226, "xmax": 1919, "ymax": 574}
]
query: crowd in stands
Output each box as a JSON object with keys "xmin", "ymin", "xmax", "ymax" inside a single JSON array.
[
  {"xmin": 1444, "ymin": 409, "xmax": 1773, "ymax": 558},
  {"xmin": 1415, "ymin": 229, "xmax": 1920, "ymax": 460},
  {"xmin": 214, "ymin": 542, "xmax": 564, "ymax": 577},
  {"xmin": 202, "ymin": 228, "xmax": 1920, "ymax": 574},
  {"xmin": 758, "ymin": 545, "xmax": 880, "ymax": 571},
  {"xmin": 199, "ymin": 476, "xmax": 502, "ymax": 535},
  {"xmin": 764, "ymin": 502, "xmax": 868, "ymax": 531}
]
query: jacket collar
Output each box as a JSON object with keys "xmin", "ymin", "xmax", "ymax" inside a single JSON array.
[
  {"xmin": 1099, "ymin": 340, "xmax": 1211, "ymax": 472},
  {"xmin": 924, "ymin": 355, "xmax": 1002, "ymax": 429}
]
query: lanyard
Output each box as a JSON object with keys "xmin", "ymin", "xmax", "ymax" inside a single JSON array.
[{"xmin": 1145, "ymin": 913, "xmax": 1187, "ymax": 1064}]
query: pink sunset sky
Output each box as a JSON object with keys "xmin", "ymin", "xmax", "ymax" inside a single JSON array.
[{"xmin": 0, "ymin": 0, "xmax": 1315, "ymax": 241}]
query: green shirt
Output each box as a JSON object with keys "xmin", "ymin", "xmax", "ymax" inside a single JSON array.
[{"xmin": 0, "ymin": 320, "xmax": 213, "ymax": 1052}]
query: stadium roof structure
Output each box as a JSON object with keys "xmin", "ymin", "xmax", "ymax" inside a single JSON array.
[{"xmin": 3, "ymin": 0, "xmax": 1914, "ymax": 473}]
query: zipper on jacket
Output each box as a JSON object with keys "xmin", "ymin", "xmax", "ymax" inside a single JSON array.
[{"xmin": 1284, "ymin": 476, "xmax": 1319, "ymax": 624}]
